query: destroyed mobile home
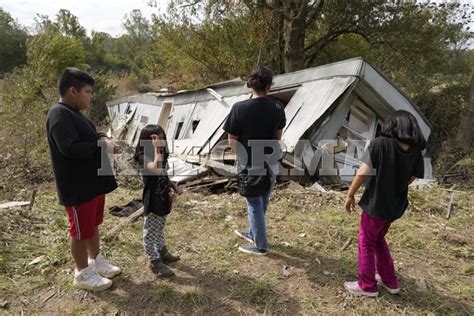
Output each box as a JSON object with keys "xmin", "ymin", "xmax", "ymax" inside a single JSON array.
[{"xmin": 106, "ymin": 58, "xmax": 433, "ymax": 188}]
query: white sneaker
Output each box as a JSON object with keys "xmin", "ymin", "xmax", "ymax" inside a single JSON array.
[
  {"xmin": 343, "ymin": 281, "xmax": 379, "ymax": 297},
  {"xmin": 74, "ymin": 266, "xmax": 112, "ymax": 291},
  {"xmin": 89, "ymin": 254, "xmax": 121, "ymax": 278},
  {"xmin": 375, "ymin": 273, "xmax": 400, "ymax": 294}
]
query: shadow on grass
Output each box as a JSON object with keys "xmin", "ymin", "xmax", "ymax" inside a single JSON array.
[
  {"xmin": 89, "ymin": 260, "xmax": 302, "ymax": 314},
  {"xmin": 269, "ymin": 244, "xmax": 473, "ymax": 315}
]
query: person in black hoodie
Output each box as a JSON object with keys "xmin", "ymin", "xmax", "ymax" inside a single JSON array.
[{"xmin": 46, "ymin": 68, "xmax": 120, "ymax": 291}]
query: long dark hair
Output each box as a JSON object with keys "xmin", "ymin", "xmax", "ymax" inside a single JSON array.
[
  {"xmin": 247, "ymin": 66, "xmax": 273, "ymax": 93},
  {"xmin": 133, "ymin": 124, "xmax": 169, "ymax": 165},
  {"xmin": 381, "ymin": 110, "xmax": 426, "ymax": 150}
]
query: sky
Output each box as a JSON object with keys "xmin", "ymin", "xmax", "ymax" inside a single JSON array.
[{"xmin": 0, "ymin": 0, "xmax": 169, "ymax": 36}]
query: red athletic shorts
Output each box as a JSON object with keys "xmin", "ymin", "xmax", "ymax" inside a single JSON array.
[{"xmin": 65, "ymin": 194, "xmax": 105, "ymax": 240}]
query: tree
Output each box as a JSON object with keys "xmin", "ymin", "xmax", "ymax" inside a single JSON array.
[
  {"xmin": 154, "ymin": 0, "xmax": 472, "ymax": 75},
  {"xmin": 0, "ymin": 9, "xmax": 116, "ymax": 182},
  {"xmin": 0, "ymin": 8, "xmax": 28, "ymax": 73},
  {"xmin": 122, "ymin": 9, "xmax": 154, "ymax": 82}
]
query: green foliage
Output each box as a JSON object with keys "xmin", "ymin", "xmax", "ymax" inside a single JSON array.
[
  {"xmin": 0, "ymin": 10, "xmax": 116, "ymax": 186},
  {"xmin": 0, "ymin": 8, "xmax": 27, "ymax": 73},
  {"xmin": 152, "ymin": 5, "xmax": 272, "ymax": 88},
  {"xmin": 87, "ymin": 74, "xmax": 117, "ymax": 125},
  {"xmin": 121, "ymin": 9, "xmax": 154, "ymax": 82},
  {"xmin": 27, "ymin": 31, "xmax": 87, "ymax": 80}
]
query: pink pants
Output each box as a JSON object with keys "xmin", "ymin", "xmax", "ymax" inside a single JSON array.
[{"xmin": 358, "ymin": 211, "xmax": 399, "ymax": 292}]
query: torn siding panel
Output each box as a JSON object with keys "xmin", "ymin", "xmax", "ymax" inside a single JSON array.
[
  {"xmin": 167, "ymin": 157, "xmax": 208, "ymax": 184},
  {"xmin": 166, "ymin": 102, "xmax": 196, "ymax": 141},
  {"xmin": 198, "ymin": 94, "xmax": 250, "ymax": 155},
  {"xmin": 282, "ymin": 76, "xmax": 357, "ymax": 151},
  {"xmin": 361, "ymin": 63, "xmax": 431, "ymax": 140}
]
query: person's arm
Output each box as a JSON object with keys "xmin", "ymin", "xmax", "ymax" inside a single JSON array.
[
  {"xmin": 50, "ymin": 120, "xmax": 112, "ymax": 160},
  {"xmin": 275, "ymin": 129, "xmax": 283, "ymax": 140},
  {"xmin": 228, "ymin": 133, "xmax": 239, "ymax": 154},
  {"xmin": 344, "ymin": 163, "xmax": 371, "ymax": 213},
  {"xmin": 170, "ymin": 181, "xmax": 183, "ymax": 194},
  {"xmin": 145, "ymin": 148, "xmax": 166, "ymax": 173}
]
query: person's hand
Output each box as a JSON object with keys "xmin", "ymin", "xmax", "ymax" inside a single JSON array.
[
  {"xmin": 344, "ymin": 195, "xmax": 356, "ymax": 214},
  {"xmin": 103, "ymin": 139, "xmax": 122, "ymax": 154},
  {"xmin": 174, "ymin": 186, "xmax": 183, "ymax": 195}
]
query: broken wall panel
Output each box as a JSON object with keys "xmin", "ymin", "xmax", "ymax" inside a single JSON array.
[{"xmin": 282, "ymin": 76, "xmax": 357, "ymax": 151}]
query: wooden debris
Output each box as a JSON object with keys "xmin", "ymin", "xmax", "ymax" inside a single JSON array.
[
  {"xmin": 106, "ymin": 206, "xmax": 144, "ymax": 238},
  {"xmin": 446, "ymin": 191, "xmax": 455, "ymax": 219},
  {"xmin": 29, "ymin": 190, "xmax": 37, "ymax": 211},
  {"xmin": 41, "ymin": 291, "xmax": 55, "ymax": 304},
  {"xmin": 0, "ymin": 201, "xmax": 30, "ymax": 209},
  {"xmin": 442, "ymin": 172, "xmax": 465, "ymax": 184},
  {"xmin": 340, "ymin": 237, "xmax": 353, "ymax": 251},
  {"xmin": 186, "ymin": 179, "xmax": 229, "ymax": 191}
]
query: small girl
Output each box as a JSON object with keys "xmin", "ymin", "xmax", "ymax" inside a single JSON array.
[
  {"xmin": 343, "ymin": 110, "xmax": 426, "ymax": 297},
  {"xmin": 134, "ymin": 124, "xmax": 182, "ymax": 277}
]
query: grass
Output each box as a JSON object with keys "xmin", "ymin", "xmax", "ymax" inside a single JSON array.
[{"xmin": 0, "ymin": 184, "xmax": 473, "ymax": 314}]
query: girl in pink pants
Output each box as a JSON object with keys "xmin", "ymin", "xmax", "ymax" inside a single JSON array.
[{"xmin": 344, "ymin": 110, "xmax": 426, "ymax": 297}]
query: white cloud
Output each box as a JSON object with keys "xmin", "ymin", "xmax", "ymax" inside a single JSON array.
[{"xmin": 1, "ymin": 0, "xmax": 169, "ymax": 36}]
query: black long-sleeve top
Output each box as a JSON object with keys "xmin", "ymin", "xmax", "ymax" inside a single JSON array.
[{"xmin": 46, "ymin": 102, "xmax": 117, "ymax": 206}]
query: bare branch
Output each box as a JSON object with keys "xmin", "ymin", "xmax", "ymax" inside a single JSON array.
[
  {"xmin": 304, "ymin": 29, "xmax": 371, "ymax": 66},
  {"xmin": 179, "ymin": 0, "xmax": 203, "ymax": 8},
  {"xmin": 305, "ymin": 0, "xmax": 324, "ymax": 28}
]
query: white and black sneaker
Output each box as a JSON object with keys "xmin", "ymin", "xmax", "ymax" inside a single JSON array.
[
  {"xmin": 234, "ymin": 229, "xmax": 254, "ymax": 243},
  {"xmin": 238, "ymin": 244, "xmax": 267, "ymax": 256}
]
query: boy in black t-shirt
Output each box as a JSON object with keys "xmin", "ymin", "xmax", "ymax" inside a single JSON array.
[
  {"xmin": 343, "ymin": 110, "xmax": 426, "ymax": 297},
  {"xmin": 46, "ymin": 68, "xmax": 120, "ymax": 291}
]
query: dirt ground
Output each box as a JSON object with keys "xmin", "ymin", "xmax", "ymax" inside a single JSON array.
[{"xmin": 0, "ymin": 183, "xmax": 473, "ymax": 315}]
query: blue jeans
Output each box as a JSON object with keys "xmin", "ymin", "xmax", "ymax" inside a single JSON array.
[{"xmin": 245, "ymin": 170, "xmax": 276, "ymax": 250}]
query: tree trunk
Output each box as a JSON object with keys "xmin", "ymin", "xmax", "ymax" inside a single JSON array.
[
  {"xmin": 283, "ymin": 14, "xmax": 305, "ymax": 73},
  {"xmin": 277, "ymin": 0, "xmax": 307, "ymax": 73},
  {"xmin": 455, "ymin": 75, "xmax": 474, "ymax": 148},
  {"xmin": 272, "ymin": 0, "xmax": 285, "ymax": 74}
]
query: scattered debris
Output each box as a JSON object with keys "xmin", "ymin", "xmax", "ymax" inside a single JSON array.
[
  {"xmin": 340, "ymin": 237, "xmax": 353, "ymax": 251},
  {"xmin": 28, "ymin": 256, "xmax": 44, "ymax": 266},
  {"xmin": 286, "ymin": 181, "xmax": 304, "ymax": 191},
  {"xmin": 416, "ymin": 278, "xmax": 428, "ymax": 292},
  {"xmin": 29, "ymin": 190, "xmax": 37, "ymax": 211},
  {"xmin": 309, "ymin": 182, "xmax": 327, "ymax": 192},
  {"xmin": 0, "ymin": 300, "xmax": 9, "ymax": 308},
  {"xmin": 440, "ymin": 231, "xmax": 469, "ymax": 246},
  {"xmin": 106, "ymin": 207, "xmax": 144, "ymax": 238},
  {"xmin": 409, "ymin": 179, "xmax": 437, "ymax": 189},
  {"xmin": 0, "ymin": 201, "xmax": 30, "ymax": 209},
  {"xmin": 186, "ymin": 178, "xmax": 230, "ymax": 192},
  {"xmin": 446, "ymin": 191, "xmax": 455, "ymax": 219},
  {"xmin": 282, "ymin": 265, "xmax": 294, "ymax": 277},
  {"xmin": 41, "ymin": 291, "xmax": 55, "ymax": 304},
  {"xmin": 442, "ymin": 172, "xmax": 465, "ymax": 184},
  {"xmin": 109, "ymin": 199, "xmax": 143, "ymax": 217}
]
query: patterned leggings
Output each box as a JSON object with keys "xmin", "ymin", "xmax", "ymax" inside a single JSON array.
[{"xmin": 143, "ymin": 213, "xmax": 166, "ymax": 261}]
